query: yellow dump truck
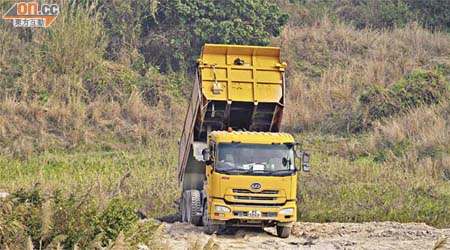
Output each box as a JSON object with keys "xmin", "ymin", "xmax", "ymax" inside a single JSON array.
[{"xmin": 178, "ymin": 44, "xmax": 310, "ymax": 238}]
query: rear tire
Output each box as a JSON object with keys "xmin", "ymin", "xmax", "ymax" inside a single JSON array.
[
  {"xmin": 276, "ymin": 225, "xmax": 291, "ymax": 238},
  {"xmin": 185, "ymin": 190, "xmax": 202, "ymax": 226},
  {"xmin": 202, "ymin": 202, "xmax": 219, "ymax": 235}
]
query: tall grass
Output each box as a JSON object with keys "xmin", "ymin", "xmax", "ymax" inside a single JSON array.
[
  {"xmin": 279, "ymin": 14, "xmax": 450, "ymax": 228},
  {"xmin": 368, "ymin": 101, "xmax": 450, "ymax": 177},
  {"xmin": 0, "ymin": 138, "xmax": 179, "ymax": 249},
  {"xmin": 276, "ymin": 18, "xmax": 450, "ymax": 133},
  {"xmin": 0, "ymin": 2, "xmax": 186, "ymax": 157},
  {"xmin": 0, "ymin": 138, "xmax": 180, "ymax": 216},
  {"xmin": 297, "ymin": 149, "xmax": 450, "ymax": 227},
  {"xmin": 0, "ymin": 2, "xmax": 185, "ymax": 248}
]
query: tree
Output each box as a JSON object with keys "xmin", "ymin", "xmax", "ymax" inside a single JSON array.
[
  {"xmin": 405, "ymin": 0, "xmax": 450, "ymax": 31},
  {"xmin": 72, "ymin": 0, "xmax": 288, "ymax": 72},
  {"xmin": 140, "ymin": 0, "xmax": 288, "ymax": 71}
]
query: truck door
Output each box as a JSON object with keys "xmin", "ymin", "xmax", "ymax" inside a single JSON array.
[{"xmin": 204, "ymin": 140, "xmax": 215, "ymax": 198}]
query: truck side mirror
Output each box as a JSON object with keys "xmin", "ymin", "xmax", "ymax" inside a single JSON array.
[
  {"xmin": 302, "ymin": 152, "xmax": 310, "ymax": 172},
  {"xmin": 295, "ymin": 149, "xmax": 302, "ymax": 158},
  {"xmin": 202, "ymin": 148, "xmax": 211, "ymax": 162}
]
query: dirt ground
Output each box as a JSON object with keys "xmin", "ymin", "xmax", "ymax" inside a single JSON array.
[{"xmin": 160, "ymin": 221, "xmax": 450, "ymax": 250}]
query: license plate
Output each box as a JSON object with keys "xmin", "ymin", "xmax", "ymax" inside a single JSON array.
[{"xmin": 248, "ymin": 210, "xmax": 262, "ymax": 217}]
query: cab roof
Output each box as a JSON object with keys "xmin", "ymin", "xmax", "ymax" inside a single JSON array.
[{"xmin": 208, "ymin": 131, "xmax": 295, "ymax": 144}]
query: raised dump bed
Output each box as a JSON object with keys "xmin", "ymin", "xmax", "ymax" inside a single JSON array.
[{"xmin": 178, "ymin": 44, "xmax": 287, "ymax": 189}]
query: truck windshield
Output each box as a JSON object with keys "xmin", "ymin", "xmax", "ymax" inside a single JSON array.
[{"xmin": 216, "ymin": 143, "xmax": 295, "ymax": 176}]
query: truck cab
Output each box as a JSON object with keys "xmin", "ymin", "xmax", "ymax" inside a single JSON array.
[
  {"xmin": 178, "ymin": 44, "xmax": 309, "ymax": 238},
  {"xmin": 201, "ymin": 131, "xmax": 301, "ymax": 237}
]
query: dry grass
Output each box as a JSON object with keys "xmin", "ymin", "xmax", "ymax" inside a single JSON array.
[
  {"xmin": 0, "ymin": 1, "xmax": 105, "ymax": 102},
  {"xmin": 296, "ymin": 148, "xmax": 450, "ymax": 227},
  {"xmin": 366, "ymin": 101, "xmax": 450, "ymax": 178},
  {"xmin": 434, "ymin": 235, "xmax": 450, "ymax": 250},
  {"xmin": 0, "ymin": 96, "xmax": 184, "ymax": 157},
  {"xmin": 294, "ymin": 100, "xmax": 450, "ymax": 226},
  {"xmin": 0, "ymin": 2, "xmax": 186, "ymax": 157},
  {"xmin": 371, "ymin": 103, "xmax": 449, "ymax": 152},
  {"xmin": 275, "ymin": 18, "xmax": 450, "ymax": 132}
]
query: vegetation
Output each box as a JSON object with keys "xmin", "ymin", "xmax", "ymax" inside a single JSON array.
[
  {"xmin": 358, "ymin": 69, "xmax": 449, "ymax": 131},
  {"xmin": 288, "ymin": 0, "xmax": 450, "ymax": 31},
  {"xmin": 1, "ymin": 0, "xmax": 450, "ymax": 248},
  {"xmin": 100, "ymin": 0, "xmax": 288, "ymax": 71},
  {"xmin": 0, "ymin": 141, "xmax": 178, "ymax": 249}
]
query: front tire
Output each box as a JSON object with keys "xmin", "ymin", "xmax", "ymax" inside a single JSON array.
[
  {"xmin": 276, "ymin": 225, "xmax": 291, "ymax": 238},
  {"xmin": 184, "ymin": 190, "xmax": 202, "ymax": 226},
  {"xmin": 202, "ymin": 202, "xmax": 219, "ymax": 235}
]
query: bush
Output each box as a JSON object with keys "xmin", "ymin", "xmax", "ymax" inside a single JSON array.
[
  {"xmin": 406, "ymin": 0, "xmax": 450, "ymax": 31},
  {"xmin": 0, "ymin": 189, "xmax": 152, "ymax": 249},
  {"xmin": 140, "ymin": 0, "xmax": 288, "ymax": 71},
  {"xmin": 95, "ymin": 198, "xmax": 138, "ymax": 244},
  {"xmin": 359, "ymin": 69, "xmax": 449, "ymax": 129}
]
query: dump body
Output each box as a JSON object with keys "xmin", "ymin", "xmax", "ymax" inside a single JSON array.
[{"xmin": 178, "ymin": 44, "xmax": 287, "ymax": 189}]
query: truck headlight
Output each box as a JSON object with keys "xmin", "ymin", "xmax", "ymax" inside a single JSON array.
[
  {"xmin": 215, "ymin": 205, "xmax": 231, "ymax": 212},
  {"xmin": 279, "ymin": 208, "xmax": 294, "ymax": 215}
]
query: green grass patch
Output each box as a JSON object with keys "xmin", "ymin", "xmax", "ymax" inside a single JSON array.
[
  {"xmin": 297, "ymin": 151, "xmax": 450, "ymax": 228},
  {"xmin": 0, "ymin": 139, "xmax": 180, "ymax": 249}
]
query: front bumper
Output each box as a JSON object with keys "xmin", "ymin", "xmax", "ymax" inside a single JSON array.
[{"xmin": 210, "ymin": 198, "xmax": 297, "ymax": 223}]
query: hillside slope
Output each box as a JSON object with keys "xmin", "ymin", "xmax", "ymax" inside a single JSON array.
[{"xmin": 1, "ymin": 1, "xmax": 450, "ymax": 249}]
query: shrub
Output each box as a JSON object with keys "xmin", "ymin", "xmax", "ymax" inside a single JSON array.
[
  {"xmin": 0, "ymin": 189, "xmax": 151, "ymax": 249},
  {"xmin": 359, "ymin": 69, "xmax": 449, "ymax": 129},
  {"xmin": 140, "ymin": 0, "xmax": 288, "ymax": 71},
  {"xmin": 95, "ymin": 197, "xmax": 139, "ymax": 244}
]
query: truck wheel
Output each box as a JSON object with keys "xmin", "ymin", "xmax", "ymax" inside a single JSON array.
[
  {"xmin": 185, "ymin": 190, "xmax": 202, "ymax": 226},
  {"xmin": 276, "ymin": 225, "xmax": 291, "ymax": 238},
  {"xmin": 202, "ymin": 202, "xmax": 219, "ymax": 235}
]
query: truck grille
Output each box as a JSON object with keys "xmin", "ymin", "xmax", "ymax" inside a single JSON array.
[
  {"xmin": 233, "ymin": 189, "xmax": 279, "ymax": 194},
  {"xmin": 233, "ymin": 211, "xmax": 277, "ymax": 217},
  {"xmin": 226, "ymin": 202, "xmax": 283, "ymax": 207},
  {"xmin": 234, "ymin": 196, "xmax": 277, "ymax": 201},
  {"xmin": 227, "ymin": 189, "xmax": 285, "ymax": 205}
]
